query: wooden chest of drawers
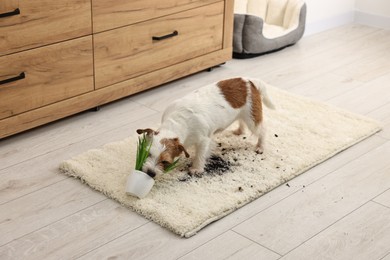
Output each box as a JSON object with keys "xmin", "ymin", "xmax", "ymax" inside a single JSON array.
[{"xmin": 0, "ymin": 0, "xmax": 234, "ymax": 138}]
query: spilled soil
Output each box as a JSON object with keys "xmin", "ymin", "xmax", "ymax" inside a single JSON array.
[
  {"xmin": 178, "ymin": 155, "xmax": 232, "ymax": 181},
  {"xmin": 204, "ymin": 155, "xmax": 231, "ymax": 175}
]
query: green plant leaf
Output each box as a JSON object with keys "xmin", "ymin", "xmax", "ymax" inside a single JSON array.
[
  {"xmin": 135, "ymin": 133, "xmax": 152, "ymax": 171},
  {"xmin": 164, "ymin": 157, "xmax": 181, "ymax": 173}
]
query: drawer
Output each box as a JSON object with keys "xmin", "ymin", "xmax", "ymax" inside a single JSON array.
[
  {"xmin": 0, "ymin": 36, "xmax": 94, "ymax": 120},
  {"xmin": 92, "ymin": 0, "xmax": 220, "ymax": 33},
  {"xmin": 94, "ymin": 1, "xmax": 224, "ymax": 89},
  {"xmin": 0, "ymin": 0, "xmax": 91, "ymax": 56}
]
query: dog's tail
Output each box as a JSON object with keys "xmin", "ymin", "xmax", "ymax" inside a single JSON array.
[{"xmin": 248, "ymin": 79, "xmax": 276, "ymax": 109}]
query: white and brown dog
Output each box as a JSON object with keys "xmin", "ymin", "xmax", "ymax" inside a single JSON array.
[{"xmin": 137, "ymin": 77, "xmax": 275, "ymax": 178}]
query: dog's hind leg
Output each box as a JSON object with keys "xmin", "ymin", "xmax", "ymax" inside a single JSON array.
[
  {"xmin": 232, "ymin": 120, "xmax": 245, "ymax": 135},
  {"xmin": 254, "ymin": 124, "xmax": 266, "ymax": 154},
  {"xmin": 244, "ymin": 118, "xmax": 266, "ymax": 154}
]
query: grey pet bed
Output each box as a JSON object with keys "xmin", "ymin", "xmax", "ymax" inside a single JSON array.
[{"xmin": 233, "ymin": 0, "xmax": 306, "ymax": 58}]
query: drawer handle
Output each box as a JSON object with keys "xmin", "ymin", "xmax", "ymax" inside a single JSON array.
[
  {"xmin": 0, "ymin": 72, "xmax": 26, "ymax": 86},
  {"xmin": 152, "ymin": 30, "xmax": 179, "ymax": 41},
  {"xmin": 0, "ymin": 8, "xmax": 20, "ymax": 18}
]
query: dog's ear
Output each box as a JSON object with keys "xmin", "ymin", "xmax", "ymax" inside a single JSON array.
[
  {"xmin": 178, "ymin": 143, "xmax": 190, "ymax": 158},
  {"xmin": 174, "ymin": 138, "xmax": 190, "ymax": 158},
  {"xmin": 162, "ymin": 138, "xmax": 190, "ymax": 158},
  {"xmin": 171, "ymin": 138, "xmax": 190, "ymax": 158},
  {"xmin": 136, "ymin": 128, "xmax": 158, "ymax": 136}
]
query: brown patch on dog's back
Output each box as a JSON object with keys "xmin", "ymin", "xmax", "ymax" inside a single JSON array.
[
  {"xmin": 249, "ymin": 81, "xmax": 263, "ymax": 125},
  {"xmin": 217, "ymin": 78, "xmax": 247, "ymax": 108}
]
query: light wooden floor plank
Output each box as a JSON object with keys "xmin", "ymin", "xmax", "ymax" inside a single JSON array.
[
  {"xmin": 281, "ymin": 202, "xmax": 390, "ymax": 260},
  {"xmin": 0, "ymin": 178, "xmax": 105, "ymax": 246},
  {"xmin": 0, "ymin": 199, "xmax": 148, "ymax": 260},
  {"xmin": 367, "ymin": 103, "xmax": 390, "ymax": 140},
  {"xmin": 178, "ymin": 231, "xmax": 280, "ymax": 260},
  {"xmin": 332, "ymin": 49, "xmax": 390, "ymax": 83},
  {"xmin": 328, "ymin": 73, "xmax": 390, "ymax": 115},
  {"xmin": 374, "ymin": 189, "xmax": 390, "ymax": 209},
  {"xmin": 288, "ymin": 72, "xmax": 363, "ymax": 102},
  {"xmin": 379, "ymin": 124, "xmax": 390, "ymax": 140}
]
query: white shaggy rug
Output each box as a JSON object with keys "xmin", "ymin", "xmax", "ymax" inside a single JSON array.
[{"xmin": 60, "ymin": 85, "xmax": 381, "ymax": 238}]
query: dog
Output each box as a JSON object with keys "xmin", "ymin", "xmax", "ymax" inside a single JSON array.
[{"xmin": 137, "ymin": 77, "xmax": 275, "ymax": 178}]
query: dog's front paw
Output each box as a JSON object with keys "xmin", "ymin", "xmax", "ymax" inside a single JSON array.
[
  {"xmin": 189, "ymin": 167, "xmax": 204, "ymax": 177},
  {"xmin": 232, "ymin": 128, "xmax": 243, "ymax": 136},
  {"xmin": 255, "ymin": 146, "xmax": 264, "ymax": 154}
]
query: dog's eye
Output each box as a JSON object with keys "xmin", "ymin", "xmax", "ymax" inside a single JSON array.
[{"xmin": 161, "ymin": 160, "xmax": 170, "ymax": 166}]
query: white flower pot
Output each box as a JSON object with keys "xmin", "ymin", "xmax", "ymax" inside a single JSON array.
[{"xmin": 125, "ymin": 169, "xmax": 155, "ymax": 198}]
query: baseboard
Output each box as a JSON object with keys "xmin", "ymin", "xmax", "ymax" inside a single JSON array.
[
  {"xmin": 355, "ymin": 11, "xmax": 390, "ymax": 29},
  {"xmin": 304, "ymin": 11, "xmax": 355, "ymax": 36}
]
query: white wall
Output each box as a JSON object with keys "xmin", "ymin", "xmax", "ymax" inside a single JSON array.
[
  {"xmin": 355, "ymin": 0, "xmax": 390, "ymax": 29},
  {"xmin": 355, "ymin": 0, "xmax": 390, "ymax": 17},
  {"xmin": 304, "ymin": 0, "xmax": 356, "ymax": 35},
  {"xmin": 305, "ymin": 0, "xmax": 355, "ymax": 24},
  {"xmin": 304, "ymin": 0, "xmax": 390, "ymax": 35}
]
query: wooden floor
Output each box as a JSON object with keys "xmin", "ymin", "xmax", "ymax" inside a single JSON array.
[{"xmin": 1, "ymin": 24, "xmax": 390, "ymax": 260}]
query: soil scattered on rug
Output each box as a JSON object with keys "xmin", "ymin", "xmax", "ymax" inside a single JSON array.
[
  {"xmin": 205, "ymin": 155, "xmax": 231, "ymax": 175},
  {"xmin": 178, "ymin": 155, "xmax": 232, "ymax": 181}
]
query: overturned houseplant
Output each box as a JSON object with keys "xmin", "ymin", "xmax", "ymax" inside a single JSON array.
[{"xmin": 125, "ymin": 133, "xmax": 180, "ymax": 198}]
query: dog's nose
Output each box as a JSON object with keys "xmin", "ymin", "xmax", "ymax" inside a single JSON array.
[{"xmin": 146, "ymin": 169, "xmax": 156, "ymax": 178}]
